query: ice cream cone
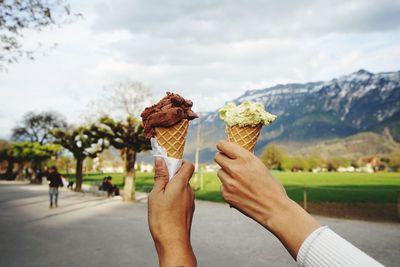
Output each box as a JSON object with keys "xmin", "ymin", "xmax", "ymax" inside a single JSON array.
[
  {"xmin": 227, "ymin": 124, "xmax": 262, "ymax": 152},
  {"xmin": 155, "ymin": 119, "xmax": 189, "ymax": 159}
]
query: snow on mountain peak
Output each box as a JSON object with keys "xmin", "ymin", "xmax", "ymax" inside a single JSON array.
[{"xmin": 222, "ymin": 69, "xmax": 400, "ymax": 124}]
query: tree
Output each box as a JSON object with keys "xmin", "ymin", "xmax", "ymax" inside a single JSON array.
[
  {"xmin": 12, "ymin": 111, "xmax": 67, "ymax": 144},
  {"xmin": 91, "ymin": 116, "xmax": 151, "ymax": 201},
  {"xmin": 281, "ymin": 155, "xmax": 293, "ymax": 172},
  {"xmin": 51, "ymin": 126, "xmax": 107, "ymax": 191},
  {"xmin": 22, "ymin": 141, "xmax": 60, "ymax": 166},
  {"xmin": 291, "ymin": 156, "xmax": 308, "ymax": 172},
  {"xmin": 0, "ymin": 139, "xmax": 12, "ymax": 178},
  {"xmin": 86, "ymin": 81, "xmax": 152, "ymax": 122},
  {"xmin": 350, "ymin": 159, "xmax": 360, "ymax": 168},
  {"xmin": 341, "ymin": 158, "xmax": 351, "ymax": 168},
  {"xmin": 308, "ymin": 150, "xmax": 322, "ymax": 171},
  {"xmin": 108, "ymin": 81, "xmax": 152, "ymax": 117},
  {"xmin": 56, "ymin": 155, "xmax": 74, "ymax": 174},
  {"xmin": 326, "ymin": 158, "xmax": 343, "ymax": 172},
  {"xmin": 11, "ymin": 111, "xmax": 66, "ymax": 176},
  {"xmin": 389, "ymin": 149, "xmax": 400, "ymax": 171},
  {"xmin": 0, "ymin": 141, "xmax": 60, "ymax": 180},
  {"xmin": 15, "ymin": 142, "xmax": 60, "ymax": 180},
  {"xmin": 0, "ymin": 0, "xmax": 80, "ymax": 70},
  {"xmin": 259, "ymin": 144, "xmax": 287, "ymax": 170}
]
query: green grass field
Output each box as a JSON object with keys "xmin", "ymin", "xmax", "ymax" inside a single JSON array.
[{"xmin": 67, "ymin": 172, "xmax": 400, "ymax": 204}]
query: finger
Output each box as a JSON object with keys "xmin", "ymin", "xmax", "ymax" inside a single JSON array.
[
  {"xmin": 220, "ymin": 184, "xmax": 235, "ymax": 208},
  {"xmin": 216, "ymin": 140, "xmax": 246, "ymax": 159},
  {"xmin": 217, "ymin": 168, "xmax": 232, "ymax": 185},
  {"xmin": 214, "ymin": 152, "xmax": 234, "ymax": 170},
  {"xmin": 170, "ymin": 161, "xmax": 195, "ymax": 187},
  {"xmin": 152, "ymin": 157, "xmax": 169, "ymax": 192},
  {"xmin": 217, "ymin": 168, "xmax": 241, "ymax": 192}
]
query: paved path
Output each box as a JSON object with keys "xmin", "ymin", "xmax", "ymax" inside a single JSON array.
[{"xmin": 0, "ymin": 182, "xmax": 399, "ymax": 267}]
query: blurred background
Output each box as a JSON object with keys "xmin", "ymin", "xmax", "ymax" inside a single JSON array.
[{"xmin": 0, "ymin": 1, "xmax": 399, "ymax": 266}]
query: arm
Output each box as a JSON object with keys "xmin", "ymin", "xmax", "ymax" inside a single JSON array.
[
  {"xmin": 148, "ymin": 157, "xmax": 196, "ymax": 267},
  {"xmin": 58, "ymin": 174, "xmax": 64, "ymax": 187},
  {"xmin": 214, "ymin": 140, "xmax": 382, "ymax": 266},
  {"xmin": 214, "ymin": 140, "xmax": 319, "ymax": 258},
  {"xmin": 297, "ymin": 226, "xmax": 383, "ymax": 267}
]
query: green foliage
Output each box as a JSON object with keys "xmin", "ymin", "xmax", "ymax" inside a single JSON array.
[
  {"xmin": 9, "ymin": 142, "xmax": 60, "ymax": 163},
  {"xmin": 0, "ymin": 139, "xmax": 10, "ymax": 161},
  {"xmin": 281, "ymin": 155, "xmax": 292, "ymax": 171},
  {"xmin": 388, "ymin": 149, "xmax": 400, "ymax": 171},
  {"xmin": 51, "ymin": 126, "xmax": 107, "ymax": 160},
  {"xmin": 91, "ymin": 115, "xmax": 151, "ymax": 187},
  {"xmin": 0, "ymin": 141, "xmax": 61, "ymax": 174},
  {"xmin": 291, "ymin": 156, "xmax": 309, "ymax": 171},
  {"xmin": 341, "ymin": 158, "xmax": 352, "ymax": 168},
  {"xmin": 85, "ymin": 157, "xmax": 94, "ymax": 172},
  {"xmin": 195, "ymin": 172, "xmax": 400, "ymax": 204},
  {"xmin": 308, "ymin": 150, "xmax": 323, "ymax": 170},
  {"xmin": 259, "ymin": 144, "xmax": 287, "ymax": 170},
  {"xmin": 51, "ymin": 126, "xmax": 107, "ymax": 189},
  {"xmin": 56, "ymin": 155, "xmax": 74, "ymax": 173},
  {"xmin": 66, "ymin": 171, "xmax": 400, "ymax": 204},
  {"xmin": 351, "ymin": 159, "xmax": 360, "ymax": 168},
  {"xmin": 91, "ymin": 116, "xmax": 150, "ymax": 152},
  {"xmin": 326, "ymin": 157, "xmax": 346, "ymax": 171},
  {"xmin": 260, "ymin": 142, "xmax": 375, "ymax": 172},
  {"xmin": 162, "ymin": 171, "xmax": 400, "ymax": 204}
]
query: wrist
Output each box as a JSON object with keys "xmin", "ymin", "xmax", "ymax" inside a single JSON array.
[
  {"xmin": 155, "ymin": 236, "xmax": 191, "ymax": 253},
  {"xmin": 264, "ymin": 197, "xmax": 320, "ymax": 258},
  {"xmin": 264, "ymin": 196, "xmax": 297, "ymax": 232},
  {"xmin": 155, "ymin": 238, "xmax": 196, "ymax": 267}
]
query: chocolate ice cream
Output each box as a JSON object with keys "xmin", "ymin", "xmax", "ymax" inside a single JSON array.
[{"xmin": 141, "ymin": 92, "xmax": 198, "ymax": 139}]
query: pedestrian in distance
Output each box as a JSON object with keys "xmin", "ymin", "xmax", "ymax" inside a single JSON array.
[
  {"xmin": 99, "ymin": 177, "xmax": 108, "ymax": 191},
  {"xmin": 47, "ymin": 166, "xmax": 64, "ymax": 208},
  {"xmin": 105, "ymin": 176, "xmax": 120, "ymax": 197},
  {"xmin": 67, "ymin": 179, "xmax": 74, "ymax": 190}
]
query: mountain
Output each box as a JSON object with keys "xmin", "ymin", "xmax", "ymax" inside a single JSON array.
[
  {"xmin": 279, "ymin": 131, "xmax": 398, "ymax": 159},
  {"xmin": 183, "ymin": 69, "xmax": 400, "ymax": 162}
]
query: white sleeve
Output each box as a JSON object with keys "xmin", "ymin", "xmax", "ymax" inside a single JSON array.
[{"xmin": 297, "ymin": 226, "xmax": 384, "ymax": 267}]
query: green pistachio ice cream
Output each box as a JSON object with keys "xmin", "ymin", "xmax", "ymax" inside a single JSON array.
[{"xmin": 219, "ymin": 100, "xmax": 277, "ymax": 127}]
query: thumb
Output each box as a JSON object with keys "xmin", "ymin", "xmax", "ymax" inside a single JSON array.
[
  {"xmin": 169, "ymin": 161, "xmax": 195, "ymax": 188},
  {"xmin": 152, "ymin": 157, "xmax": 169, "ymax": 192}
]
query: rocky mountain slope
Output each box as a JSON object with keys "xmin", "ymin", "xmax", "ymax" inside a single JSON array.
[{"xmin": 184, "ymin": 69, "xmax": 400, "ymax": 162}]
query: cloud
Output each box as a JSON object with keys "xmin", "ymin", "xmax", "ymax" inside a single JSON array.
[
  {"xmin": 92, "ymin": 0, "xmax": 400, "ymax": 41},
  {"xmin": 0, "ymin": 0, "xmax": 400, "ymax": 139}
]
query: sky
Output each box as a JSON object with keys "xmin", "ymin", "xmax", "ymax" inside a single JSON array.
[{"xmin": 1, "ymin": 0, "xmax": 400, "ymax": 139}]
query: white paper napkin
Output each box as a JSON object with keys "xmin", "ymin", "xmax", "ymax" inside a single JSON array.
[{"xmin": 150, "ymin": 138, "xmax": 183, "ymax": 180}]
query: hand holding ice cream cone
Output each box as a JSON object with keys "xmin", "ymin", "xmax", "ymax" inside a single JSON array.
[
  {"xmin": 141, "ymin": 92, "xmax": 198, "ymax": 178},
  {"xmin": 219, "ymin": 100, "xmax": 276, "ymax": 152}
]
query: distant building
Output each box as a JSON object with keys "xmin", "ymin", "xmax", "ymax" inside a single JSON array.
[
  {"xmin": 356, "ymin": 157, "xmax": 385, "ymax": 172},
  {"xmin": 100, "ymin": 166, "xmax": 124, "ymax": 173},
  {"xmin": 356, "ymin": 163, "xmax": 374, "ymax": 173},
  {"xmin": 359, "ymin": 157, "xmax": 380, "ymax": 168},
  {"xmin": 312, "ymin": 167, "xmax": 328, "ymax": 173},
  {"xmin": 337, "ymin": 166, "xmax": 356, "ymax": 173}
]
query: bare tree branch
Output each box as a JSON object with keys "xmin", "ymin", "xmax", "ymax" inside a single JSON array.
[
  {"xmin": 84, "ymin": 80, "xmax": 153, "ymax": 122},
  {"xmin": 11, "ymin": 111, "xmax": 67, "ymax": 144},
  {"xmin": 0, "ymin": 0, "xmax": 82, "ymax": 70}
]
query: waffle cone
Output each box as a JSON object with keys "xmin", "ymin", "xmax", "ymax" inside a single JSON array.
[
  {"xmin": 227, "ymin": 124, "xmax": 262, "ymax": 152},
  {"xmin": 155, "ymin": 119, "xmax": 189, "ymax": 159}
]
